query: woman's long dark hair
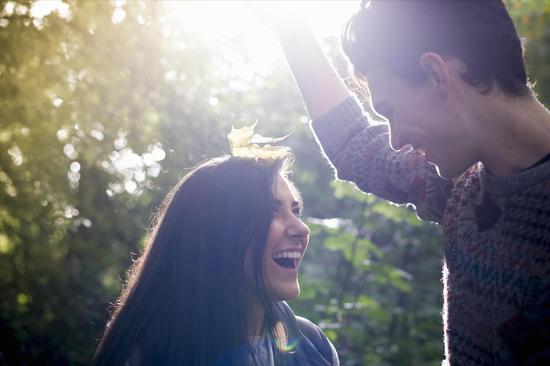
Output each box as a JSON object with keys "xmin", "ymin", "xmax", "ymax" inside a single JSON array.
[{"xmin": 94, "ymin": 156, "xmax": 291, "ymax": 365}]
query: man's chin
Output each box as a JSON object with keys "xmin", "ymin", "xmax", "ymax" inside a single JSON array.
[{"xmin": 432, "ymin": 161, "xmax": 468, "ymax": 179}]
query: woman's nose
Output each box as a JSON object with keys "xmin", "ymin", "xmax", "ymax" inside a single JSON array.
[{"xmin": 289, "ymin": 216, "xmax": 310, "ymax": 239}]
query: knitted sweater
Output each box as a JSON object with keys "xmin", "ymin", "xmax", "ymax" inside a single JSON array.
[{"xmin": 311, "ymin": 96, "xmax": 550, "ymax": 366}]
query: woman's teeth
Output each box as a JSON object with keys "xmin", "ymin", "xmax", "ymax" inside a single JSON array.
[
  {"xmin": 273, "ymin": 251, "xmax": 301, "ymax": 259},
  {"xmin": 273, "ymin": 251, "xmax": 301, "ymax": 269}
]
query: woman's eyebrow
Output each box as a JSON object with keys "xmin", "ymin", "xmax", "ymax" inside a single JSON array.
[{"xmin": 273, "ymin": 199, "xmax": 301, "ymax": 208}]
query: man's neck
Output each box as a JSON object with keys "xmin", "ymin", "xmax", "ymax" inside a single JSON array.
[{"xmin": 471, "ymin": 92, "xmax": 550, "ymax": 176}]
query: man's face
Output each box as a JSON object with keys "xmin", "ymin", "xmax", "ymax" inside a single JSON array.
[{"xmin": 366, "ymin": 67, "xmax": 476, "ymax": 178}]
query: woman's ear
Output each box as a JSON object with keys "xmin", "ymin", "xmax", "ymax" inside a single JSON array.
[{"xmin": 419, "ymin": 52, "xmax": 449, "ymax": 96}]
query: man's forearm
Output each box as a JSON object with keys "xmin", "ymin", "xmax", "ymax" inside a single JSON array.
[{"xmin": 277, "ymin": 24, "xmax": 351, "ymax": 121}]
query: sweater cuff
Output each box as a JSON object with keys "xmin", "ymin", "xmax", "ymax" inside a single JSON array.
[{"xmin": 310, "ymin": 96, "xmax": 365, "ymax": 142}]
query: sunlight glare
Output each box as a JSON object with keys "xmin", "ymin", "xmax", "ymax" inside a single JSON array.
[
  {"xmin": 161, "ymin": 1, "xmax": 358, "ymax": 76},
  {"xmin": 29, "ymin": 0, "xmax": 70, "ymax": 19}
]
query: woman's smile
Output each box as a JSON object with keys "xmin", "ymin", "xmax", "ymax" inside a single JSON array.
[{"xmin": 272, "ymin": 249, "xmax": 303, "ymax": 271}]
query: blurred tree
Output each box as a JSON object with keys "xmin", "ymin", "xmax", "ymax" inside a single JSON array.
[{"xmin": 0, "ymin": 0, "xmax": 548, "ymax": 365}]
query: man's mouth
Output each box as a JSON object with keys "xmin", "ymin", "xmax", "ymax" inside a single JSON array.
[
  {"xmin": 415, "ymin": 146, "xmax": 426, "ymax": 157},
  {"xmin": 409, "ymin": 141, "xmax": 426, "ymax": 157},
  {"xmin": 272, "ymin": 250, "xmax": 302, "ymax": 270}
]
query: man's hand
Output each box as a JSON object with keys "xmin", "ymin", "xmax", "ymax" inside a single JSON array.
[
  {"xmin": 247, "ymin": 2, "xmax": 308, "ymax": 39},
  {"xmin": 249, "ymin": 2, "xmax": 351, "ymax": 121}
]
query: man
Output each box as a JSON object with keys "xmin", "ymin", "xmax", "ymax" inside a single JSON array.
[{"xmin": 270, "ymin": 1, "xmax": 550, "ymax": 365}]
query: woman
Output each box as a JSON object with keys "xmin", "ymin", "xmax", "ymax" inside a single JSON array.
[{"xmin": 93, "ymin": 150, "xmax": 338, "ymax": 365}]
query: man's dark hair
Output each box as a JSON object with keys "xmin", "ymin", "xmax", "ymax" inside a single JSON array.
[{"xmin": 341, "ymin": 0, "xmax": 531, "ymax": 96}]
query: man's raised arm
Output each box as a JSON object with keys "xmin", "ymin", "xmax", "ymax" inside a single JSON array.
[
  {"xmin": 263, "ymin": 15, "xmax": 448, "ymax": 224},
  {"xmin": 274, "ymin": 22, "xmax": 351, "ymax": 121}
]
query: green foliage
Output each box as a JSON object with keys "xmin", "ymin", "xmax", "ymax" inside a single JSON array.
[
  {"xmin": 291, "ymin": 181, "xmax": 443, "ymax": 366},
  {"xmin": 508, "ymin": 0, "xmax": 550, "ymax": 103},
  {"xmin": 1, "ymin": 0, "xmax": 548, "ymax": 365}
]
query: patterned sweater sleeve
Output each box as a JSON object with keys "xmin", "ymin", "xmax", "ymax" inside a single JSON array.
[{"xmin": 310, "ymin": 96, "xmax": 452, "ymax": 224}]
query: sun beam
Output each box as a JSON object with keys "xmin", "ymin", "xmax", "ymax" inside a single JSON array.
[{"xmin": 159, "ymin": 1, "xmax": 358, "ymax": 75}]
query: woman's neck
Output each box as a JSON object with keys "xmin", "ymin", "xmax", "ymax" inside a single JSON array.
[{"xmin": 249, "ymin": 301, "xmax": 266, "ymax": 337}]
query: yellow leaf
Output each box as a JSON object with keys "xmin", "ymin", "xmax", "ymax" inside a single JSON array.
[{"xmin": 228, "ymin": 123, "xmax": 291, "ymax": 160}]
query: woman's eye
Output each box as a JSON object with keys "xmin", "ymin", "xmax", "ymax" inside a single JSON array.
[{"xmin": 292, "ymin": 208, "xmax": 302, "ymax": 217}]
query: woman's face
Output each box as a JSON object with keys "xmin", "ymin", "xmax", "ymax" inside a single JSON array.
[{"xmin": 262, "ymin": 174, "xmax": 310, "ymax": 301}]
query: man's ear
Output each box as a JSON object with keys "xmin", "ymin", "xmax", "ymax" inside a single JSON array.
[{"xmin": 419, "ymin": 52, "xmax": 449, "ymax": 96}]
